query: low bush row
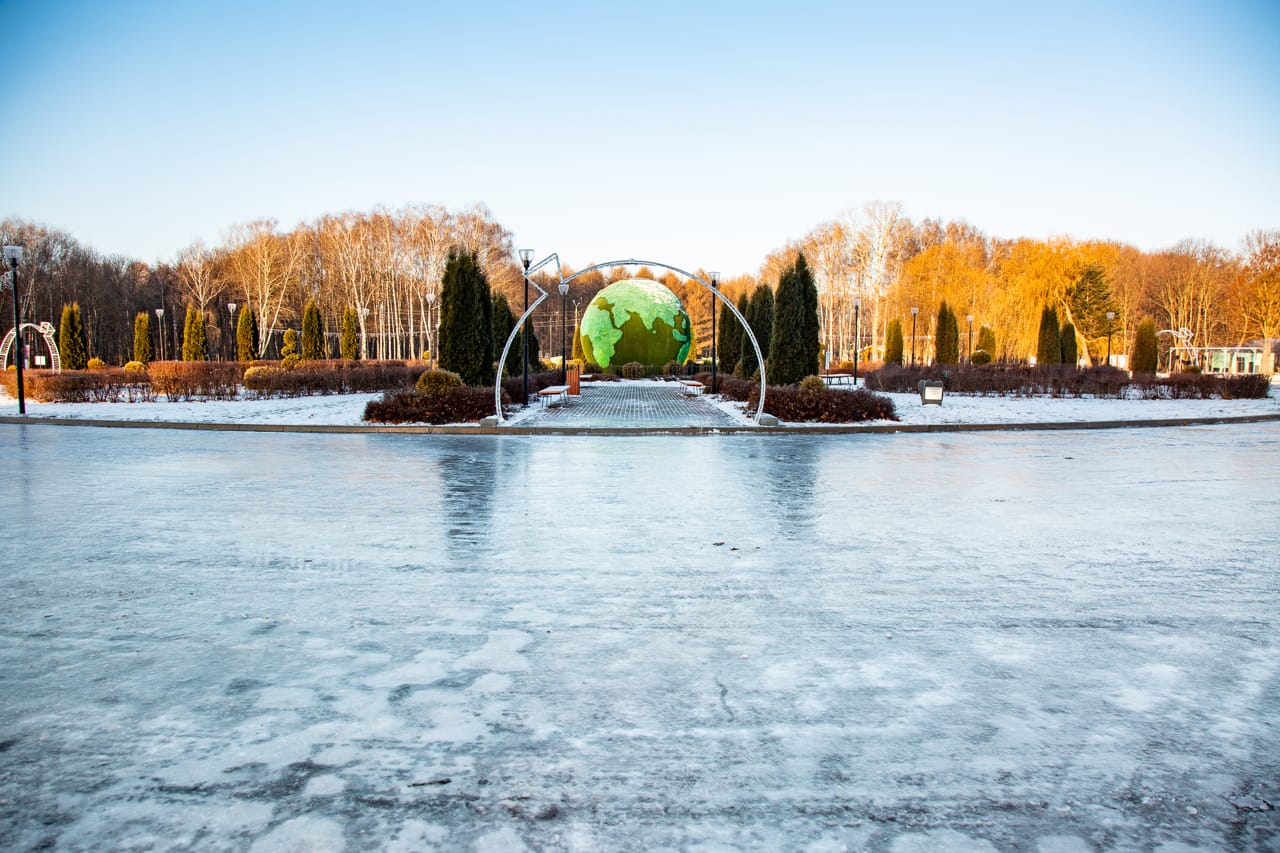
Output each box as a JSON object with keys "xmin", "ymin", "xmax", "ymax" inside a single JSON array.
[
  {"xmin": 499, "ymin": 370, "xmax": 564, "ymax": 401},
  {"xmin": 363, "ymin": 387, "xmax": 508, "ymax": 424},
  {"xmin": 148, "ymin": 362, "xmax": 242, "ymax": 401},
  {"xmin": 866, "ymin": 364, "xmax": 1272, "ymax": 400},
  {"xmin": 243, "ymin": 360, "xmax": 422, "ymax": 397},
  {"xmin": 749, "ymin": 385, "xmax": 898, "ymax": 423},
  {"xmin": 689, "ymin": 371, "xmax": 896, "ymax": 423},
  {"xmin": 1, "ymin": 359, "xmax": 428, "ymax": 403},
  {"xmin": 0, "ymin": 368, "xmax": 155, "ymax": 403}
]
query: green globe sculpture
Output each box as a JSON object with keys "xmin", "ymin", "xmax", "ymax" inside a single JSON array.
[{"xmin": 579, "ymin": 279, "xmax": 692, "ymax": 367}]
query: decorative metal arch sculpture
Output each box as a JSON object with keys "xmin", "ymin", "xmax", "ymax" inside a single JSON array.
[
  {"xmin": 493, "ymin": 257, "xmax": 767, "ymax": 423},
  {"xmin": 1, "ymin": 322, "xmax": 60, "ymax": 371}
]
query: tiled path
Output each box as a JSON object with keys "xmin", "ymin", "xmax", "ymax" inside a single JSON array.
[{"xmin": 518, "ymin": 381, "xmax": 744, "ymax": 428}]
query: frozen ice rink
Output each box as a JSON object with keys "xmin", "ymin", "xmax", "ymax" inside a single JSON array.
[{"xmin": 1, "ymin": 423, "xmax": 1277, "ymax": 851}]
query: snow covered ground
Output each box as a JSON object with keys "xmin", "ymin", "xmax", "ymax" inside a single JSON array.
[
  {"xmin": 3, "ymin": 379, "xmax": 1278, "ymax": 428},
  {"xmin": 1, "ymin": 422, "xmax": 1277, "ymax": 850}
]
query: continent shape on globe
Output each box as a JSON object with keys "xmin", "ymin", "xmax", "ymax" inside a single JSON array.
[{"xmin": 578, "ymin": 279, "xmax": 692, "ymax": 367}]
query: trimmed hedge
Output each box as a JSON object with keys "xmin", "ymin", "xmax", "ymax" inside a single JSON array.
[
  {"xmin": 243, "ymin": 360, "xmax": 421, "ymax": 398},
  {"xmin": 0, "ymin": 368, "xmax": 155, "ymax": 403},
  {"xmin": 500, "ymin": 370, "xmax": 563, "ymax": 401},
  {"xmin": 363, "ymin": 387, "xmax": 508, "ymax": 424},
  {"xmin": 149, "ymin": 361, "xmax": 241, "ymax": 401},
  {"xmin": 692, "ymin": 372, "xmax": 756, "ymax": 402},
  {"xmin": 747, "ymin": 384, "xmax": 897, "ymax": 423},
  {"xmin": 864, "ymin": 364, "xmax": 1271, "ymax": 400}
]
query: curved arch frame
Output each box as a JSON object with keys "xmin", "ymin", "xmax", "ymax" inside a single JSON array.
[
  {"xmin": 1, "ymin": 322, "xmax": 60, "ymax": 371},
  {"xmin": 493, "ymin": 257, "xmax": 767, "ymax": 423}
]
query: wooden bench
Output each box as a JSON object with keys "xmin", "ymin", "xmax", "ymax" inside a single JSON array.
[
  {"xmin": 677, "ymin": 379, "xmax": 705, "ymax": 396},
  {"xmin": 820, "ymin": 373, "xmax": 854, "ymax": 387},
  {"xmin": 537, "ymin": 385, "xmax": 570, "ymax": 407}
]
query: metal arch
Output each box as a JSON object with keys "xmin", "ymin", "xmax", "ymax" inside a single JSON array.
[
  {"xmin": 493, "ymin": 253, "xmax": 562, "ymax": 421},
  {"xmin": 553, "ymin": 259, "xmax": 769, "ymax": 423},
  {"xmin": 1, "ymin": 322, "xmax": 60, "ymax": 372}
]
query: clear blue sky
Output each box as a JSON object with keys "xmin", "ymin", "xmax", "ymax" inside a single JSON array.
[{"xmin": 3, "ymin": 0, "xmax": 1278, "ymax": 275}]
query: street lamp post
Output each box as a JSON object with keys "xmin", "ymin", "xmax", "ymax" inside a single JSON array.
[
  {"xmin": 227, "ymin": 303, "xmax": 238, "ymax": 361},
  {"xmin": 4, "ymin": 246, "xmax": 25, "ymax": 414},
  {"xmin": 709, "ymin": 272, "xmax": 719, "ymax": 394},
  {"xmin": 520, "ymin": 249, "xmax": 533, "ymax": 405},
  {"xmin": 853, "ymin": 297, "xmax": 861, "ymax": 385},
  {"xmin": 966, "ymin": 314, "xmax": 974, "ymax": 364},
  {"xmin": 426, "ymin": 292, "xmax": 437, "ymax": 368},
  {"xmin": 155, "ymin": 307, "xmax": 166, "ymax": 361},
  {"xmin": 558, "ymin": 281, "xmax": 569, "ymax": 384},
  {"xmin": 910, "ymin": 307, "xmax": 919, "ymax": 367},
  {"xmin": 1106, "ymin": 311, "xmax": 1115, "ymax": 367}
]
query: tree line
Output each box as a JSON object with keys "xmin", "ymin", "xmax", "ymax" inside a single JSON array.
[{"xmin": 3, "ymin": 203, "xmax": 1277, "ymax": 371}]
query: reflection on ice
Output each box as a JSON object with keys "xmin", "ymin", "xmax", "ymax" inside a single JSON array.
[{"xmin": 0, "ymin": 424, "xmax": 1277, "ymax": 850}]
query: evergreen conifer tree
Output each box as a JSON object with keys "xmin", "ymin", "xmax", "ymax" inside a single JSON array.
[
  {"xmin": 1066, "ymin": 265, "xmax": 1120, "ymax": 342},
  {"xmin": 133, "ymin": 312, "xmax": 153, "ymax": 365},
  {"xmin": 1037, "ymin": 305, "xmax": 1062, "ymax": 365},
  {"xmin": 718, "ymin": 292, "xmax": 743, "ymax": 374},
  {"xmin": 572, "ymin": 320, "xmax": 585, "ymax": 363},
  {"xmin": 799, "ymin": 255, "xmax": 820, "ymax": 376},
  {"xmin": 935, "ymin": 301, "xmax": 960, "ymax": 364},
  {"xmin": 1061, "ymin": 321, "xmax": 1078, "ymax": 367},
  {"xmin": 738, "ymin": 283, "xmax": 774, "ymax": 379},
  {"xmin": 1132, "ymin": 317, "xmax": 1159, "ymax": 373},
  {"xmin": 438, "ymin": 251, "xmax": 494, "ymax": 386},
  {"xmin": 493, "ymin": 292, "xmax": 516, "ymax": 376},
  {"xmin": 340, "ymin": 306, "xmax": 359, "ymax": 360},
  {"xmin": 767, "ymin": 253, "xmax": 820, "ymax": 385},
  {"xmin": 977, "ymin": 325, "xmax": 997, "ymax": 357},
  {"xmin": 237, "ymin": 306, "xmax": 259, "ymax": 361},
  {"xmin": 59, "ymin": 303, "xmax": 89, "ymax": 370},
  {"xmin": 301, "ymin": 300, "xmax": 326, "ymax": 360},
  {"xmin": 884, "ymin": 318, "xmax": 904, "ymax": 365},
  {"xmin": 182, "ymin": 304, "xmax": 208, "ymax": 361},
  {"xmin": 281, "ymin": 329, "xmax": 299, "ymax": 359}
]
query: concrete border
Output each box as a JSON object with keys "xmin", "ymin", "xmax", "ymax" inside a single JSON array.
[{"xmin": 2, "ymin": 413, "xmax": 1279, "ymax": 436}]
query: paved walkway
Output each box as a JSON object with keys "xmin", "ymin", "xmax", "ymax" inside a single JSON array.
[{"xmin": 517, "ymin": 381, "xmax": 744, "ymax": 429}]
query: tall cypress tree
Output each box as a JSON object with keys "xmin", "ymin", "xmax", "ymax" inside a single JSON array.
[
  {"xmin": 438, "ymin": 250, "xmax": 494, "ymax": 386},
  {"xmin": 340, "ymin": 306, "xmax": 359, "ymax": 360},
  {"xmin": 977, "ymin": 325, "xmax": 997, "ymax": 358},
  {"xmin": 133, "ymin": 312, "xmax": 153, "ymax": 365},
  {"xmin": 571, "ymin": 320, "xmax": 585, "ymax": 362},
  {"xmin": 1037, "ymin": 305, "xmax": 1062, "ymax": 365},
  {"xmin": 884, "ymin": 317, "xmax": 904, "ymax": 366},
  {"xmin": 237, "ymin": 306, "xmax": 259, "ymax": 361},
  {"xmin": 768, "ymin": 253, "xmax": 820, "ymax": 385},
  {"xmin": 1132, "ymin": 317, "xmax": 1159, "ymax": 373},
  {"xmin": 182, "ymin": 304, "xmax": 208, "ymax": 361},
  {"xmin": 493, "ymin": 292, "xmax": 516, "ymax": 376},
  {"xmin": 59, "ymin": 303, "xmax": 88, "ymax": 370},
  {"xmin": 718, "ymin": 292, "xmax": 743, "ymax": 374},
  {"xmin": 739, "ymin": 283, "xmax": 773, "ymax": 379},
  {"xmin": 799, "ymin": 254, "xmax": 820, "ymax": 378},
  {"xmin": 301, "ymin": 299, "xmax": 325, "ymax": 360},
  {"xmin": 935, "ymin": 301, "xmax": 960, "ymax": 365},
  {"xmin": 1061, "ymin": 321, "xmax": 1079, "ymax": 367}
]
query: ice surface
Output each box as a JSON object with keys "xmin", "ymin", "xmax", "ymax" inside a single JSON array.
[
  {"xmin": 5, "ymin": 379, "xmax": 1279, "ymax": 428},
  {"xmin": 1, "ymin": 423, "xmax": 1278, "ymax": 850}
]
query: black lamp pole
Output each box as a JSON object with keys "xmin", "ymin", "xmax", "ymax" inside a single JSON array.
[
  {"xmin": 5, "ymin": 248, "xmax": 24, "ymax": 414},
  {"xmin": 520, "ymin": 249, "xmax": 533, "ymax": 405},
  {"xmin": 853, "ymin": 299, "xmax": 861, "ymax": 385},
  {"xmin": 967, "ymin": 314, "xmax": 974, "ymax": 364},
  {"xmin": 709, "ymin": 271, "xmax": 719, "ymax": 394},
  {"xmin": 910, "ymin": 307, "xmax": 918, "ymax": 367},
  {"xmin": 558, "ymin": 282, "xmax": 569, "ymax": 384},
  {"xmin": 1106, "ymin": 311, "xmax": 1115, "ymax": 367}
]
